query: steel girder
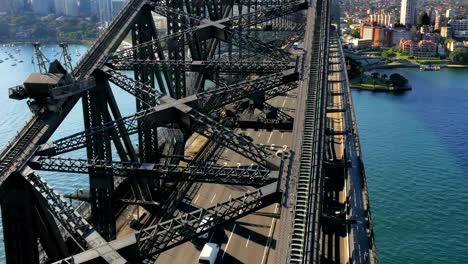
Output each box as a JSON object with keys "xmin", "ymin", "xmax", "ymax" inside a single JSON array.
[
  {"xmin": 107, "ymin": 59, "xmax": 293, "ymax": 74},
  {"xmin": 25, "ymin": 172, "xmax": 128, "ymax": 262},
  {"xmin": 106, "ymin": 68, "xmax": 298, "ymax": 113},
  {"xmin": 114, "ymin": 2, "xmax": 306, "ymax": 60},
  {"xmin": 81, "ymin": 72, "xmax": 117, "ymax": 240},
  {"xmin": 226, "ymin": 1, "xmax": 308, "ymax": 30},
  {"xmin": 52, "ymin": 183, "xmax": 281, "ymax": 263},
  {"xmin": 29, "ymin": 157, "xmax": 277, "ymax": 186},
  {"xmin": 132, "ymin": 7, "xmax": 161, "ymax": 165},
  {"xmin": 187, "ymin": 110, "xmax": 280, "ymax": 169},
  {"xmin": 107, "ymin": 72, "xmax": 281, "ymax": 169},
  {"xmin": 36, "ymin": 70, "xmax": 296, "ymax": 157}
]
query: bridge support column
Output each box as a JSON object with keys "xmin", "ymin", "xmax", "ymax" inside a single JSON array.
[
  {"xmin": 83, "ymin": 73, "xmax": 115, "ymax": 240},
  {"xmin": 132, "ymin": 7, "xmax": 160, "ymax": 201},
  {"xmin": 0, "ymin": 173, "xmax": 39, "ymax": 264}
]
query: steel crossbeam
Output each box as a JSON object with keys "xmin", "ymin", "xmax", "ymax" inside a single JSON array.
[
  {"xmin": 107, "ymin": 71, "xmax": 281, "ymax": 169},
  {"xmin": 52, "ymin": 183, "xmax": 281, "ymax": 263},
  {"xmin": 37, "ymin": 70, "xmax": 296, "ymax": 162},
  {"xmin": 107, "ymin": 59, "xmax": 293, "ymax": 74},
  {"xmin": 29, "ymin": 157, "xmax": 277, "ymax": 186}
]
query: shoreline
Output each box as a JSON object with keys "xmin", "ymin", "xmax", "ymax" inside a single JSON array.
[
  {"xmin": 0, "ymin": 40, "xmax": 93, "ymax": 45},
  {"xmin": 370, "ymin": 63, "xmax": 468, "ymax": 69},
  {"xmin": 351, "ymin": 84, "xmax": 411, "ymax": 92}
]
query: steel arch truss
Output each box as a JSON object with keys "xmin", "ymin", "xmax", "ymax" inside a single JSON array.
[{"xmin": 0, "ymin": 0, "xmax": 309, "ymax": 262}]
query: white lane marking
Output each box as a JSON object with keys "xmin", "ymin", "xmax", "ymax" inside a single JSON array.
[
  {"xmin": 261, "ymin": 204, "xmax": 279, "ymax": 264},
  {"xmin": 281, "ymin": 133, "xmax": 284, "ymax": 139},
  {"xmin": 194, "ymin": 194, "xmax": 200, "ymax": 204},
  {"xmin": 210, "ymin": 193, "xmax": 217, "ymax": 204},
  {"xmin": 267, "ymin": 132, "xmax": 274, "ymax": 144},
  {"xmin": 222, "ymin": 224, "xmax": 237, "ymax": 259},
  {"xmin": 228, "ymin": 194, "xmax": 232, "ymax": 200},
  {"xmin": 282, "ymin": 97, "xmax": 288, "ymax": 107},
  {"xmin": 257, "ymin": 133, "xmax": 261, "ymax": 138},
  {"xmin": 245, "ymin": 235, "xmax": 251, "ymax": 248}
]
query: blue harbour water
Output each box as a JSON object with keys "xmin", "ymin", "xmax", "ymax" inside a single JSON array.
[
  {"xmin": 353, "ymin": 68, "xmax": 468, "ymax": 263},
  {"xmin": 0, "ymin": 45, "xmax": 467, "ymax": 263}
]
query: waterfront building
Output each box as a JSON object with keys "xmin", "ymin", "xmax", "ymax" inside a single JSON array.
[
  {"xmin": 435, "ymin": 14, "xmax": 447, "ymax": 31},
  {"xmin": 437, "ymin": 44, "xmax": 446, "ymax": 57},
  {"xmin": 429, "ymin": 9, "xmax": 437, "ymax": 24},
  {"xmin": 453, "ymin": 31, "xmax": 468, "ymax": 39},
  {"xmin": 400, "ymin": 0, "xmax": 417, "ymax": 27},
  {"xmin": 55, "ymin": 0, "xmax": 65, "ymax": 15},
  {"xmin": 440, "ymin": 26, "xmax": 452, "ymax": 38},
  {"xmin": 112, "ymin": 0, "xmax": 124, "ymax": 17},
  {"xmin": 445, "ymin": 9, "xmax": 455, "ymax": 19},
  {"xmin": 369, "ymin": 12, "xmax": 393, "ymax": 27},
  {"xmin": 2, "ymin": 0, "xmax": 27, "ymax": 14},
  {"xmin": 446, "ymin": 40, "xmax": 465, "ymax": 52},
  {"xmin": 78, "ymin": 0, "xmax": 92, "ymax": 16},
  {"xmin": 360, "ymin": 24, "xmax": 386, "ymax": 47},
  {"xmin": 32, "ymin": 0, "xmax": 51, "ymax": 15},
  {"xmin": 65, "ymin": 0, "xmax": 79, "ymax": 16},
  {"xmin": 0, "ymin": 0, "xmax": 11, "ymax": 14},
  {"xmin": 351, "ymin": 39, "xmax": 373, "ymax": 49},
  {"xmin": 389, "ymin": 29, "xmax": 414, "ymax": 46},
  {"xmin": 448, "ymin": 19, "xmax": 468, "ymax": 39},
  {"xmin": 400, "ymin": 38, "xmax": 416, "ymax": 54},
  {"xmin": 423, "ymin": 33, "xmax": 441, "ymax": 43},
  {"xmin": 400, "ymin": 39, "xmax": 438, "ymax": 57},
  {"xmin": 417, "ymin": 40, "xmax": 437, "ymax": 57},
  {"xmin": 99, "ymin": 0, "xmax": 113, "ymax": 26},
  {"xmin": 449, "ymin": 19, "xmax": 468, "ymax": 31},
  {"xmin": 419, "ymin": 25, "xmax": 433, "ymax": 34}
]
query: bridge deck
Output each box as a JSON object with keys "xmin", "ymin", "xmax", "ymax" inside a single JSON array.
[{"xmin": 154, "ymin": 88, "xmax": 298, "ymax": 264}]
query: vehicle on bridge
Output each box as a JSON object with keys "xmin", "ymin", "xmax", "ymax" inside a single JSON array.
[{"xmin": 198, "ymin": 243, "xmax": 220, "ymax": 264}]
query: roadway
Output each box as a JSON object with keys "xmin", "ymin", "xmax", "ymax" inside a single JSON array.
[
  {"xmin": 335, "ymin": 37, "xmax": 372, "ymax": 263},
  {"xmin": 155, "ymin": 89, "xmax": 298, "ymax": 264},
  {"xmin": 321, "ymin": 43, "xmax": 349, "ymax": 263}
]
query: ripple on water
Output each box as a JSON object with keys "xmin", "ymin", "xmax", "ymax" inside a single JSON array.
[{"xmin": 353, "ymin": 68, "xmax": 468, "ymax": 263}]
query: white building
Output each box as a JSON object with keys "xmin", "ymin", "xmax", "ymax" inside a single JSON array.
[
  {"xmin": 400, "ymin": 0, "xmax": 417, "ymax": 26},
  {"xmin": 32, "ymin": 0, "xmax": 50, "ymax": 15},
  {"xmin": 445, "ymin": 9, "xmax": 455, "ymax": 19},
  {"xmin": 54, "ymin": 0, "xmax": 64, "ymax": 15},
  {"xmin": 64, "ymin": 0, "xmax": 78, "ymax": 16},
  {"xmin": 99, "ymin": 0, "xmax": 113, "ymax": 26},
  {"xmin": 449, "ymin": 19, "xmax": 468, "ymax": 39}
]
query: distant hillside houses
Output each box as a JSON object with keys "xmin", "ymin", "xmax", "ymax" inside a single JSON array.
[{"xmin": 399, "ymin": 39, "xmax": 440, "ymax": 57}]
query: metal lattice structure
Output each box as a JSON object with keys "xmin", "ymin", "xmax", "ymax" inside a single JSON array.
[{"xmin": 0, "ymin": 0, "xmax": 376, "ymax": 263}]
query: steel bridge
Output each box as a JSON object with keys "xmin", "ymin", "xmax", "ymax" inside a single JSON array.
[{"xmin": 0, "ymin": 0, "xmax": 377, "ymax": 263}]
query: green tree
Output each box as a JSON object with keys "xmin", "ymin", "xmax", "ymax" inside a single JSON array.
[
  {"xmin": 417, "ymin": 12, "xmax": 430, "ymax": 27},
  {"xmin": 350, "ymin": 27, "xmax": 360, "ymax": 38},
  {"xmin": 389, "ymin": 73, "xmax": 409, "ymax": 87},
  {"xmin": 449, "ymin": 48, "xmax": 468, "ymax": 64},
  {"xmin": 382, "ymin": 48, "xmax": 396, "ymax": 58},
  {"xmin": 345, "ymin": 56, "xmax": 363, "ymax": 79},
  {"xmin": 444, "ymin": 38, "xmax": 454, "ymax": 45}
]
